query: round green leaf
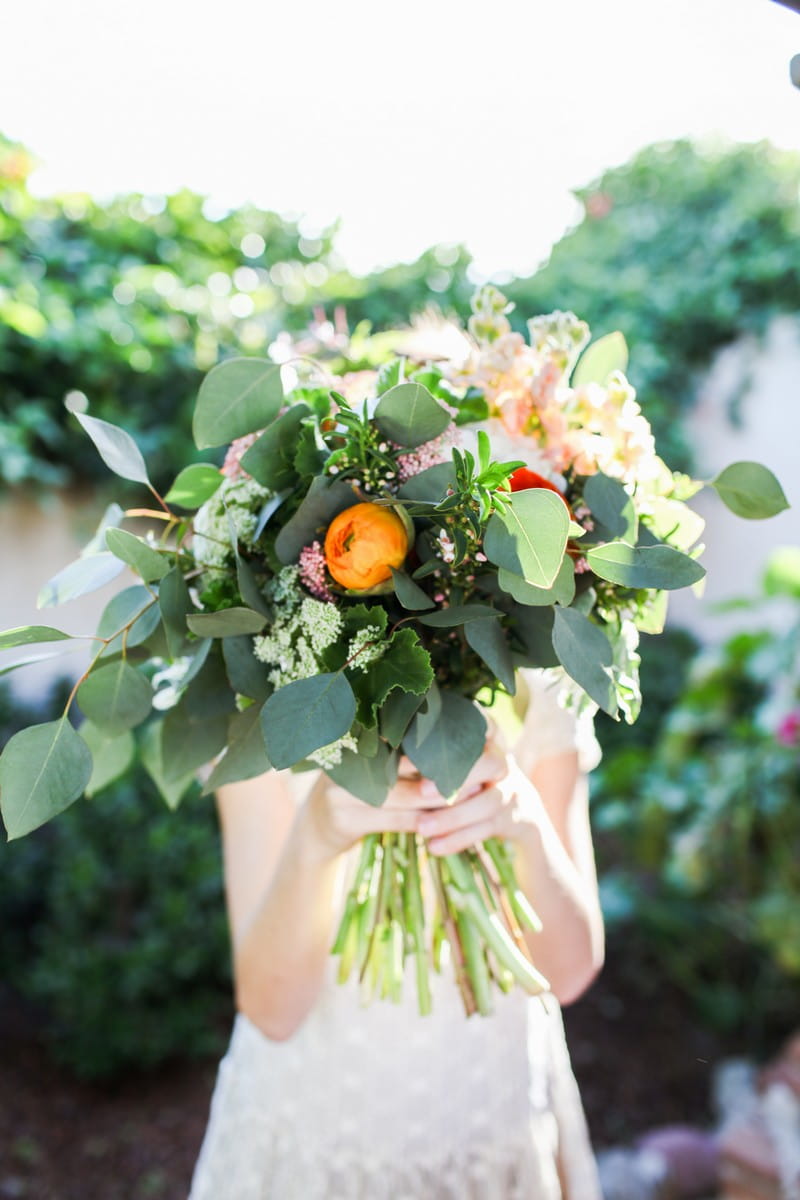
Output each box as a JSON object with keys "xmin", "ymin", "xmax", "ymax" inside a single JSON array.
[
  {"xmin": 192, "ymin": 358, "xmax": 283, "ymax": 450},
  {"xmin": 74, "ymin": 411, "xmax": 150, "ymax": 484},
  {"xmin": 484, "ymin": 489, "xmax": 569, "ymax": 588},
  {"xmin": 0, "ymin": 625, "xmax": 73, "ymax": 650},
  {"xmin": 79, "ymin": 722, "xmax": 135, "ymax": 796},
  {"xmin": 187, "ymin": 607, "xmax": 266, "ymax": 637},
  {"xmin": 202, "ymin": 706, "xmax": 271, "ymax": 793},
  {"xmin": 326, "ymin": 741, "xmax": 398, "ymax": 807},
  {"xmin": 261, "ymin": 673, "xmax": 356, "ymax": 769},
  {"xmin": 0, "ymin": 719, "xmax": 92, "ymax": 840},
  {"xmin": 552, "ymin": 607, "xmax": 616, "ymax": 717},
  {"xmin": 571, "ymin": 331, "xmax": 629, "ymax": 387},
  {"xmin": 374, "ymin": 383, "xmax": 451, "ymax": 448},
  {"xmin": 77, "ymin": 660, "xmax": 153, "ymax": 734},
  {"xmin": 105, "ymin": 528, "xmax": 171, "ymax": 582},
  {"xmin": 96, "ymin": 586, "xmax": 161, "ymax": 655},
  {"xmin": 710, "ymin": 461, "xmax": 789, "ymax": 520},
  {"xmin": 164, "ymin": 464, "xmax": 224, "ymax": 508},
  {"xmin": 402, "ymin": 692, "xmax": 487, "ymax": 797},
  {"xmin": 498, "ymin": 554, "xmax": 576, "ymax": 607},
  {"xmin": 586, "ymin": 542, "xmax": 706, "ymax": 590}
]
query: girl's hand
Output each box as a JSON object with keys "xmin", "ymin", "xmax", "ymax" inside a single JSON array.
[{"xmin": 416, "ymin": 755, "xmax": 541, "ymax": 856}]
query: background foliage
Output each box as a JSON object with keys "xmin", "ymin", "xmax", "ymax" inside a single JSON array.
[{"xmin": 1, "ymin": 129, "xmax": 799, "ymax": 1075}]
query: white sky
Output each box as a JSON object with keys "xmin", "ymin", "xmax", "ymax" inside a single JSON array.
[{"xmin": 1, "ymin": 0, "xmax": 799, "ymax": 276}]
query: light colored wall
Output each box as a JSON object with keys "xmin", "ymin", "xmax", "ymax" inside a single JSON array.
[{"xmin": 668, "ymin": 316, "xmax": 800, "ymax": 641}]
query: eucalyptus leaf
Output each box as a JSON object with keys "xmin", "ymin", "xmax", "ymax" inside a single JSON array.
[
  {"xmin": 203, "ymin": 706, "xmax": 271, "ymax": 793},
  {"xmin": 158, "ymin": 567, "xmax": 194, "ymax": 658},
  {"xmin": 261, "ymin": 673, "xmax": 356, "ymax": 769},
  {"xmin": 140, "ymin": 721, "xmax": 198, "ymax": 810},
  {"xmin": 464, "ymin": 618, "xmax": 516, "ymax": 694},
  {"xmin": 571, "ymin": 330, "xmax": 629, "ymax": 387},
  {"xmin": 187, "ymin": 607, "xmax": 266, "ymax": 637},
  {"xmin": 374, "ymin": 382, "xmax": 451, "ymax": 448},
  {"xmin": 193, "ymin": 357, "xmax": 283, "ymax": 449},
  {"xmin": 164, "ymin": 463, "xmax": 224, "ymax": 508},
  {"xmin": 274, "ymin": 477, "xmax": 358, "ymax": 564},
  {"xmin": 77, "ymin": 660, "xmax": 153, "ymax": 735},
  {"xmin": 583, "ymin": 473, "xmax": 637, "ymax": 542},
  {"xmin": 0, "ymin": 718, "xmax": 92, "ymax": 840},
  {"xmin": 326, "ymin": 741, "xmax": 398, "ymax": 807},
  {"xmin": 511, "ymin": 605, "xmax": 559, "ymax": 669},
  {"xmin": 484, "ymin": 489, "xmax": 569, "ymax": 588},
  {"xmin": 240, "ymin": 404, "xmax": 309, "ymax": 490},
  {"xmin": 710, "ymin": 461, "xmax": 789, "ymax": 520},
  {"xmin": 105, "ymin": 528, "xmax": 171, "ymax": 582},
  {"xmin": 397, "ymin": 462, "xmax": 456, "ymax": 502},
  {"xmin": 222, "ymin": 635, "xmax": 272, "ymax": 701},
  {"xmin": 74, "ymin": 411, "xmax": 150, "ymax": 485},
  {"xmin": 587, "ymin": 542, "xmax": 706, "ymax": 590},
  {"xmin": 96, "ymin": 586, "xmax": 161, "ymax": 656},
  {"xmin": 379, "ymin": 689, "xmax": 425, "ymax": 748},
  {"xmin": 0, "ymin": 625, "xmax": 73, "ymax": 650},
  {"xmin": 79, "ymin": 722, "xmax": 134, "ymax": 796},
  {"xmin": 418, "ymin": 604, "xmax": 500, "ymax": 627},
  {"xmin": 413, "ymin": 681, "xmax": 442, "ymax": 746},
  {"xmin": 161, "ymin": 708, "xmax": 230, "ymax": 782},
  {"xmin": 37, "ymin": 552, "xmax": 126, "ymax": 608},
  {"xmin": 0, "ymin": 651, "xmax": 76, "ymax": 677},
  {"xmin": 390, "ymin": 569, "xmax": 435, "ymax": 611},
  {"xmin": 403, "ymin": 692, "xmax": 487, "ymax": 797},
  {"xmin": 498, "ymin": 553, "xmax": 576, "ymax": 607},
  {"xmin": 552, "ymin": 607, "xmax": 617, "ymax": 717}
]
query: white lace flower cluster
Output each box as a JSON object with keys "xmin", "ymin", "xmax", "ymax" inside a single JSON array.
[
  {"xmin": 346, "ymin": 626, "xmax": 384, "ymax": 672},
  {"xmin": 193, "ymin": 477, "xmax": 271, "ymax": 568}
]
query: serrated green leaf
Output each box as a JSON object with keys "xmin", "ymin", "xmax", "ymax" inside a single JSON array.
[
  {"xmin": 192, "ymin": 357, "xmax": 283, "ymax": 449},
  {"xmin": 77, "ymin": 660, "xmax": 153, "ymax": 734},
  {"xmin": 37, "ymin": 552, "xmax": 126, "ymax": 608},
  {"xmin": 552, "ymin": 607, "xmax": 617, "ymax": 717},
  {"xmin": 105, "ymin": 528, "xmax": 171, "ymax": 582},
  {"xmin": 464, "ymin": 617, "xmax": 516, "ymax": 694},
  {"xmin": 390, "ymin": 569, "xmax": 434, "ymax": 611},
  {"xmin": 379, "ymin": 689, "xmax": 426, "ymax": 748},
  {"xmin": 586, "ymin": 542, "xmax": 706, "ymax": 590},
  {"xmin": 0, "ymin": 719, "xmax": 92, "ymax": 840},
  {"xmin": 403, "ymin": 692, "xmax": 487, "ymax": 797},
  {"xmin": 203, "ymin": 706, "xmax": 271, "ymax": 793},
  {"xmin": 164, "ymin": 463, "xmax": 224, "ymax": 508},
  {"xmin": 261, "ymin": 673, "xmax": 356, "ymax": 768},
  {"xmin": 0, "ymin": 625, "xmax": 73, "ymax": 650},
  {"xmin": 187, "ymin": 607, "xmax": 266, "ymax": 637},
  {"xmin": 571, "ymin": 331, "xmax": 628, "ymax": 387},
  {"xmin": 351, "ymin": 628, "xmax": 434, "ymax": 727},
  {"xmin": 710, "ymin": 461, "xmax": 789, "ymax": 520},
  {"xmin": 374, "ymin": 382, "xmax": 451, "ymax": 448},
  {"xmin": 326, "ymin": 740, "xmax": 398, "ymax": 807},
  {"xmin": 74, "ymin": 411, "xmax": 150, "ymax": 484},
  {"xmin": 484, "ymin": 489, "xmax": 569, "ymax": 588},
  {"xmin": 79, "ymin": 722, "xmax": 134, "ymax": 796}
]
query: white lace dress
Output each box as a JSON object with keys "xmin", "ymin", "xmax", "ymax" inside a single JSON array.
[{"xmin": 189, "ymin": 670, "xmax": 602, "ymax": 1200}]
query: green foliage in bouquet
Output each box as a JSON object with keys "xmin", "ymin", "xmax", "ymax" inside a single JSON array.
[
  {"xmin": 593, "ymin": 548, "xmax": 800, "ymax": 1042},
  {"xmin": 0, "ymin": 286, "xmax": 788, "ymax": 1016}
]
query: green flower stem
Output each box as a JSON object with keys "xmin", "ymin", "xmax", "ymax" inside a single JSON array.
[
  {"xmin": 484, "ymin": 837, "xmax": 543, "ymax": 933},
  {"xmin": 331, "ymin": 834, "xmax": 378, "ymax": 957},
  {"xmin": 403, "ymin": 833, "xmax": 432, "ymax": 1016},
  {"xmin": 453, "ymin": 906, "xmax": 493, "ymax": 1016},
  {"xmin": 444, "ymin": 853, "xmax": 550, "ymax": 995},
  {"xmin": 427, "ymin": 853, "xmax": 477, "ymax": 1017}
]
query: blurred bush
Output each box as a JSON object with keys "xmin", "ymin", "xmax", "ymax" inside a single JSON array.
[
  {"xmin": 0, "ymin": 680, "xmax": 232, "ymax": 1079},
  {"xmin": 506, "ymin": 139, "xmax": 800, "ymax": 470},
  {"xmin": 593, "ymin": 548, "xmax": 800, "ymax": 1046}
]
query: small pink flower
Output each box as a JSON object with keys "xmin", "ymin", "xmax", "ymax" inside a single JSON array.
[
  {"xmin": 299, "ymin": 540, "xmax": 335, "ymax": 601},
  {"xmin": 222, "ymin": 431, "xmax": 262, "ymax": 481},
  {"xmin": 776, "ymin": 710, "xmax": 800, "ymax": 747}
]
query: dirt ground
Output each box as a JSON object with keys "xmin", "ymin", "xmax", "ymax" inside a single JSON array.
[{"xmin": 0, "ymin": 953, "xmax": 730, "ymax": 1200}]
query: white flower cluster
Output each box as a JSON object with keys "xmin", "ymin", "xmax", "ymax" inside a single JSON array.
[
  {"xmin": 346, "ymin": 626, "xmax": 385, "ymax": 672},
  {"xmin": 193, "ymin": 477, "xmax": 271, "ymax": 568},
  {"xmin": 308, "ymin": 732, "xmax": 358, "ymax": 769},
  {"xmin": 253, "ymin": 574, "xmax": 344, "ymax": 690}
]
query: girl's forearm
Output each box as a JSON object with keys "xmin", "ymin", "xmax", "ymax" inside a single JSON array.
[
  {"xmin": 510, "ymin": 800, "xmax": 604, "ymax": 1004},
  {"xmin": 233, "ymin": 803, "xmax": 344, "ymax": 1041}
]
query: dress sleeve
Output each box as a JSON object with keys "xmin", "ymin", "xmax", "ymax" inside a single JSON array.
[{"xmin": 512, "ymin": 668, "xmax": 602, "ymax": 776}]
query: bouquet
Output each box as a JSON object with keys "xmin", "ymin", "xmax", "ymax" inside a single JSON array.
[{"xmin": 0, "ymin": 285, "xmax": 788, "ymax": 1017}]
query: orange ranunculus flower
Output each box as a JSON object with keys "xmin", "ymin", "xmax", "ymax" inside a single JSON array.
[{"xmin": 324, "ymin": 502, "xmax": 411, "ymax": 591}]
